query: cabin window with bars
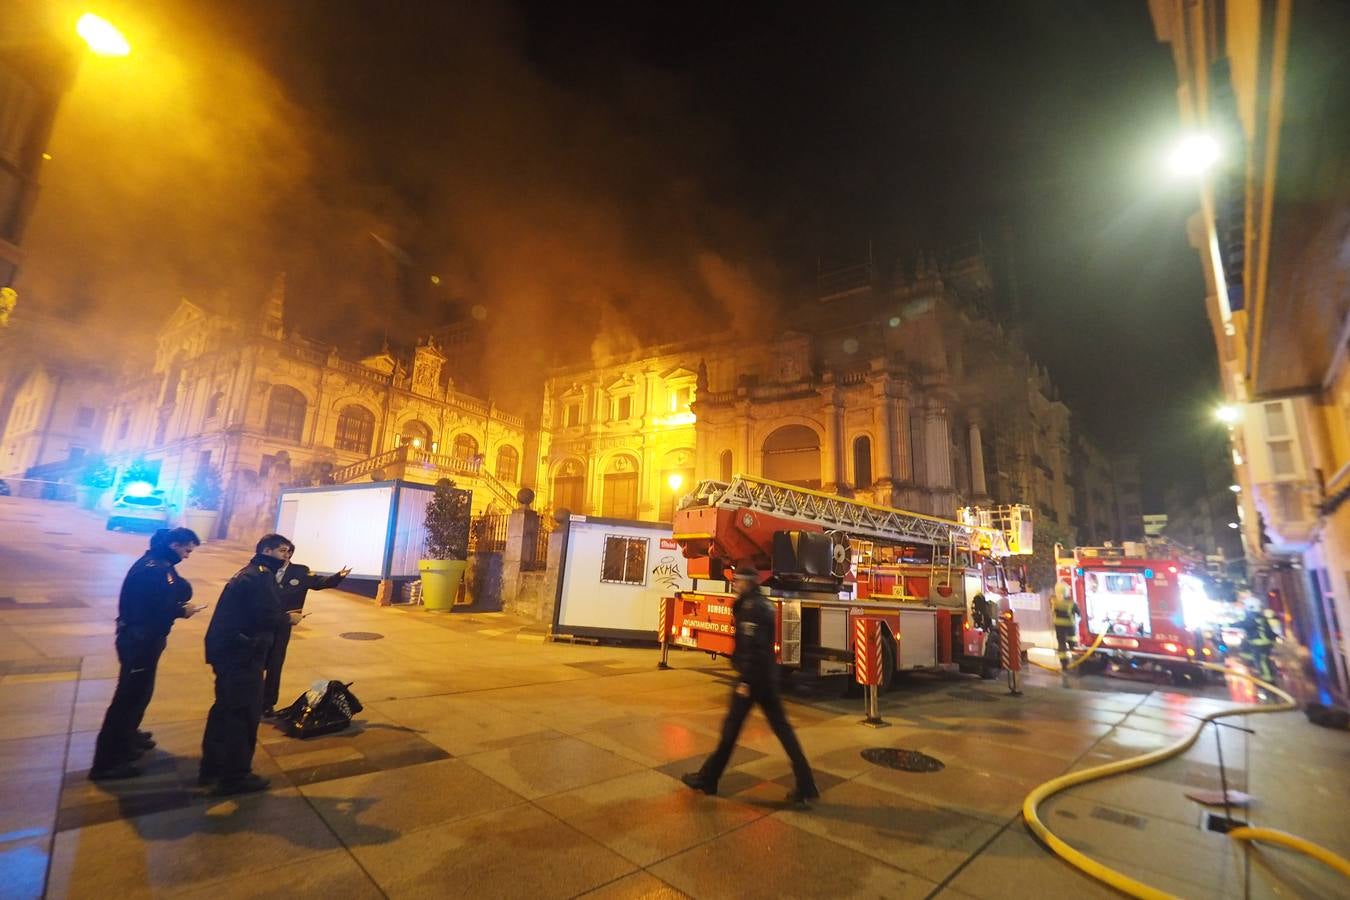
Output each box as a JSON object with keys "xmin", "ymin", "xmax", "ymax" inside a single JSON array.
[{"xmin": 601, "ymin": 535, "xmax": 648, "ymax": 586}]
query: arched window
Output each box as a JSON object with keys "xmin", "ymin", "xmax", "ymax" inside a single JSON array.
[
  {"xmin": 335, "ymin": 405, "xmax": 375, "ymax": 454},
  {"xmin": 762, "ymin": 424, "xmax": 821, "ymax": 489},
  {"xmin": 552, "ymin": 460, "xmax": 586, "ymax": 514},
  {"xmin": 399, "ymin": 420, "xmax": 432, "ymax": 449},
  {"xmin": 719, "ymin": 449, "xmax": 733, "ymax": 482},
  {"xmin": 453, "ymin": 433, "xmax": 479, "ymax": 462},
  {"xmin": 853, "ymin": 435, "xmax": 873, "ymax": 488},
  {"xmin": 495, "ymin": 446, "xmax": 519, "ymax": 482},
  {"xmin": 265, "ymin": 386, "xmax": 307, "ymax": 442},
  {"xmin": 602, "ymin": 455, "xmax": 640, "ymax": 519}
]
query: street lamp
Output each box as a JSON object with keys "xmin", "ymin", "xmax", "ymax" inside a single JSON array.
[
  {"xmin": 1169, "ymin": 134, "xmax": 1220, "ymax": 177},
  {"xmin": 76, "ymin": 13, "xmax": 131, "ymax": 56},
  {"xmin": 1216, "ymin": 404, "xmax": 1242, "ymax": 425},
  {"xmin": 667, "ymin": 473, "xmax": 685, "ymax": 493},
  {"xmin": 1229, "ymin": 484, "xmax": 1241, "ymax": 493}
]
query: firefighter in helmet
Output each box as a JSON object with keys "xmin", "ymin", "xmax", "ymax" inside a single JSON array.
[
  {"xmin": 1239, "ymin": 602, "xmax": 1278, "ymax": 682},
  {"xmin": 1052, "ymin": 577, "xmax": 1079, "ymax": 670}
]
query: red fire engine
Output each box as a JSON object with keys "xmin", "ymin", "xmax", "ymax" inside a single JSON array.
[
  {"xmin": 657, "ymin": 476, "xmax": 1035, "ymax": 688},
  {"xmin": 1058, "ymin": 542, "xmax": 1219, "ymax": 680}
]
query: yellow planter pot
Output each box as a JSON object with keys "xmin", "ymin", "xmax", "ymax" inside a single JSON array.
[{"xmin": 418, "ymin": 559, "xmax": 468, "ymax": 610}]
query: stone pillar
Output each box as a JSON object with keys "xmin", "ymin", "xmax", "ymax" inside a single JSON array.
[
  {"xmin": 737, "ymin": 404, "xmax": 752, "ymax": 477},
  {"xmin": 822, "ymin": 392, "xmax": 843, "ymax": 492},
  {"xmin": 926, "ymin": 404, "xmax": 952, "ymax": 489},
  {"xmin": 875, "ymin": 386, "xmax": 894, "ymax": 487},
  {"xmin": 969, "ymin": 420, "xmax": 988, "ymax": 497}
]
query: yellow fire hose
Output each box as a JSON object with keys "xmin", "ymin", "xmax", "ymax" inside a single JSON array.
[
  {"xmin": 1026, "ymin": 627, "xmax": 1109, "ymax": 673},
  {"xmin": 1022, "ymin": 653, "xmax": 1350, "ymax": 897}
]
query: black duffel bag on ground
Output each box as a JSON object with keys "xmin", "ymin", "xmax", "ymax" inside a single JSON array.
[{"xmin": 277, "ymin": 680, "xmax": 364, "ymax": 739}]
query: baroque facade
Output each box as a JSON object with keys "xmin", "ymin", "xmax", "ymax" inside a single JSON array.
[
  {"xmin": 15, "ymin": 276, "xmax": 528, "ymax": 539},
  {"xmin": 537, "ymin": 253, "xmax": 1078, "ymax": 526}
]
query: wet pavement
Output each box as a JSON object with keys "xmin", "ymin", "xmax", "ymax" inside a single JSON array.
[{"xmin": 2, "ymin": 495, "xmax": 1348, "ymax": 898}]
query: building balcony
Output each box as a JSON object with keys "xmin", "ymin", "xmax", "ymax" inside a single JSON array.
[{"xmin": 1251, "ymin": 479, "xmax": 1322, "ymax": 552}]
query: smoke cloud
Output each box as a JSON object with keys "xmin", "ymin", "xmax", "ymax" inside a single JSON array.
[{"xmin": 13, "ymin": 1, "xmax": 782, "ymax": 410}]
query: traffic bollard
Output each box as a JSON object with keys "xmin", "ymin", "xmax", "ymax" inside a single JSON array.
[
  {"xmin": 999, "ymin": 615, "xmax": 1023, "ymax": 697},
  {"xmin": 657, "ymin": 597, "xmax": 672, "ymax": 670},
  {"xmin": 855, "ymin": 617, "xmax": 890, "ymax": 727}
]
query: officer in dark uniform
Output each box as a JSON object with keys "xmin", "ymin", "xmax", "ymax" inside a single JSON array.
[
  {"xmin": 262, "ymin": 538, "xmax": 350, "ymax": 716},
  {"xmin": 682, "ymin": 565, "xmax": 819, "ymax": 804},
  {"xmin": 91, "ymin": 527, "xmax": 202, "ymax": 780},
  {"xmin": 199, "ymin": 534, "xmax": 301, "ymax": 795}
]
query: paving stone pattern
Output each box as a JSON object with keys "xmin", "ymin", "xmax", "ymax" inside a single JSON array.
[{"xmin": 2, "ymin": 496, "xmax": 1348, "ymax": 899}]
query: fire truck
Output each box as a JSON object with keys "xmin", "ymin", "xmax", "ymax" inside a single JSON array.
[
  {"xmin": 1058, "ymin": 541, "xmax": 1221, "ymax": 681},
  {"xmin": 657, "ymin": 475, "xmax": 1035, "ymax": 688}
]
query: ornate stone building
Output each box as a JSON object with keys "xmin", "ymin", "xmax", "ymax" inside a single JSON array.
[
  {"xmin": 536, "ymin": 252, "xmax": 1077, "ymax": 525},
  {"xmin": 84, "ymin": 277, "xmax": 525, "ymax": 538}
]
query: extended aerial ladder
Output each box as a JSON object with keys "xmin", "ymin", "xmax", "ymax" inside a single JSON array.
[{"xmin": 658, "ymin": 475, "xmax": 1035, "ymax": 686}]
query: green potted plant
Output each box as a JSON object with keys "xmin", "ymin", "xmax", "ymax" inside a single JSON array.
[
  {"xmin": 184, "ymin": 465, "xmax": 224, "ymax": 540},
  {"xmin": 76, "ymin": 457, "xmax": 115, "ymax": 510},
  {"xmin": 419, "ymin": 477, "xmax": 471, "ymax": 610}
]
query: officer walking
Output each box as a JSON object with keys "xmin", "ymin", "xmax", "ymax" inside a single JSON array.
[
  {"xmin": 90, "ymin": 528, "xmax": 202, "ymax": 780},
  {"xmin": 199, "ymin": 534, "xmax": 301, "ymax": 795},
  {"xmin": 262, "ymin": 539, "xmax": 350, "ymax": 717},
  {"xmin": 1052, "ymin": 578, "xmax": 1079, "ymax": 671},
  {"xmin": 682, "ymin": 565, "xmax": 819, "ymax": 804}
]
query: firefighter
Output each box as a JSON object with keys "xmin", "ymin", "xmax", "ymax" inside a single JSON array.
[
  {"xmin": 1052, "ymin": 578, "xmax": 1079, "ymax": 670},
  {"xmin": 1240, "ymin": 604, "xmax": 1278, "ymax": 682},
  {"xmin": 90, "ymin": 528, "xmax": 203, "ymax": 780},
  {"xmin": 261, "ymin": 537, "xmax": 350, "ymax": 717},
  {"xmin": 681, "ymin": 565, "xmax": 819, "ymax": 804},
  {"xmin": 199, "ymin": 534, "xmax": 302, "ymax": 795}
]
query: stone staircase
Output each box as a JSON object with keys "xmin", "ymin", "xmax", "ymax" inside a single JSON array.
[{"xmin": 330, "ymin": 444, "xmax": 519, "ymax": 510}]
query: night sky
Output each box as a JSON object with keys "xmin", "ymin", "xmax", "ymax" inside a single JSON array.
[{"xmin": 25, "ymin": 0, "xmax": 1221, "ymax": 508}]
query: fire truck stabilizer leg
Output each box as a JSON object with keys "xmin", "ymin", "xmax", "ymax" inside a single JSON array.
[
  {"xmin": 657, "ymin": 598, "xmax": 672, "ymax": 669},
  {"xmin": 658, "ymin": 641, "xmax": 671, "ymax": 670},
  {"xmin": 860, "ymin": 683, "xmax": 890, "ymax": 729}
]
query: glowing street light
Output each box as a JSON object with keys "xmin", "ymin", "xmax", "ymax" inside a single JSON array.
[
  {"xmin": 1168, "ymin": 134, "xmax": 1220, "ymax": 177},
  {"xmin": 1228, "ymin": 522, "xmax": 1240, "ymax": 529},
  {"xmin": 76, "ymin": 12, "xmax": 131, "ymax": 57},
  {"xmin": 667, "ymin": 473, "xmax": 685, "ymax": 492},
  {"xmin": 1229, "ymin": 484, "xmax": 1242, "ymax": 493},
  {"xmin": 1216, "ymin": 404, "xmax": 1242, "ymax": 425}
]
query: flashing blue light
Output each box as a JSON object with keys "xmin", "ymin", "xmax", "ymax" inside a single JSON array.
[
  {"xmin": 1075, "ymin": 567, "xmax": 1083, "ymax": 576},
  {"xmin": 1144, "ymin": 568, "xmax": 1154, "ymax": 579}
]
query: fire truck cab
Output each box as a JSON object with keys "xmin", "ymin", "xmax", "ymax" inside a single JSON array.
[
  {"xmin": 1059, "ymin": 541, "xmax": 1220, "ymax": 681},
  {"xmin": 658, "ymin": 476, "xmax": 1035, "ymax": 689}
]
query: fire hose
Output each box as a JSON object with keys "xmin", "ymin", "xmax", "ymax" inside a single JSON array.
[
  {"xmin": 1022, "ymin": 652, "xmax": 1350, "ymax": 898},
  {"xmin": 1025, "ymin": 627, "xmax": 1108, "ymax": 673}
]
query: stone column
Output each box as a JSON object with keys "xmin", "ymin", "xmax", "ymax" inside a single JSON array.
[
  {"xmin": 874, "ymin": 383, "xmax": 894, "ymax": 487},
  {"xmin": 926, "ymin": 403, "xmax": 953, "ymax": 489},
  {"xmin": 969, "ymin": 420, "xmax": 988, "ymax": 497},
  {"xmin": 822, "ymin": 390, "xmax": 843, "ymax": 492},
  {"xmin": 737, "ymin": 404, "xmax": 752, "ymax": 477}
]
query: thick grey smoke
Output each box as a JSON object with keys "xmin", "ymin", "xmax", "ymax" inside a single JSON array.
[{"xmin": 14, "ymin": 1, "xmax": 782, "ymax": 410}]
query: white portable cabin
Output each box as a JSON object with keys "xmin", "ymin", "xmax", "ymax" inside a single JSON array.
[
  {"xmin": 553, "ymin": 515, "xmax": 693, "ymax": 641},
  {"xmin": 275, "ymin": 480, "xmax": 455, "ymax": 580}
]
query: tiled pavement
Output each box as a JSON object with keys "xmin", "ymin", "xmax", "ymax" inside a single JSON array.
[{"xmin": 2, "ymin": 496, "xmax": 1349, "ymax": 899}]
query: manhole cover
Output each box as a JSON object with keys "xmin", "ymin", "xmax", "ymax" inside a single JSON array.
[
  {"xmin": 340, "ymin": 632, "xmax": 384, "ymax": 641},
  {"xmin": 860, "ymin": 748, "xmax": 945, "ymax": 773}
]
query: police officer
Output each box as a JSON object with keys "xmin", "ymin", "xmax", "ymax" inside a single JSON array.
[
  {"xmin": 262, "ymin": 538, "xmax": 350, "ymax": 716},
  {"xmin": 682, "ymin": 565, "xmax": 819, "ymax": 804},
  {"xmin": 199, "ymin": 534, "xmax": 301, "ymax": 795},
  {"xmin": 1052, "ymin": 578, "xmax": 1079, "ymax": 670},
  {"xmin": 90, "ymin": 528, "xmax": 202, "ymax": 780}
]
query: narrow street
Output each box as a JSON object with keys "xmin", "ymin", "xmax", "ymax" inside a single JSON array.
[{"xmin": 1, "ymin": 495, "xmax": 1345, "ymax": 899}]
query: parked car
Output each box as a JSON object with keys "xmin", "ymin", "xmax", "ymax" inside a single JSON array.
[
  {"xmin": 0, "ymin": 478, "xmax": 10, "ymax": 496},
  {"xmin": 107, "ymin": 490, "xmax": 174, "ymax": 532}
]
